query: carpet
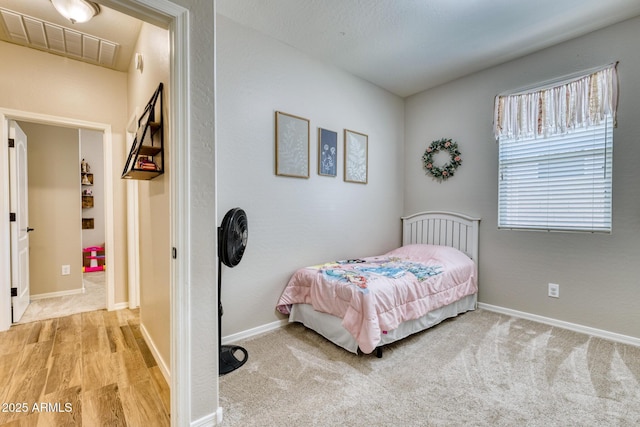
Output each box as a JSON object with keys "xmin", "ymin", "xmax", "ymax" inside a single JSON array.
[
  {"xmin": 17, "ymin": 271, "xmax": 106, "ymax": 324},
  {"xmin": 219, "ymin": 309, "xmax": 640, "ymax": 426}
]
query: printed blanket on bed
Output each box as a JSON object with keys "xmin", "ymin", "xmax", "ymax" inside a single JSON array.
[{"xmin": 276, "ymin": 244, "xmax": 477, "ymax": 354}]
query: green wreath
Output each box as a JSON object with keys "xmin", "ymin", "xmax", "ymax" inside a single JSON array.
[{"xmin": 422, "ymin": 138, "xmax": 462, "ymax": 181}]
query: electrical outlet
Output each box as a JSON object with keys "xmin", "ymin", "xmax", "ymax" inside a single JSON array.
[
  {"xmin": 548, "ymin": 283, "xmax": 559, "ymax": 298},
  {"xmin": 61, "ymin": 265, "xmax": 70, "ymax": 275}
]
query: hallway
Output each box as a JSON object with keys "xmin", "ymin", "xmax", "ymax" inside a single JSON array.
[
  {"xmin": 0, "ymin": 308, "xmax": 169, "ymax": 426},
  {"xmin": 17, "ymin": 272, "xmax": 106, "ymax": 325}
]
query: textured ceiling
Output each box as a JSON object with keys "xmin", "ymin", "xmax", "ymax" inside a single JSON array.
[
  {"xmin": 217, "ymin": 0, "xmax": 640, "ymax": 97},
  {"xmin": 3, "ymin": 0, "xmax": 640, "ymax": 89}
]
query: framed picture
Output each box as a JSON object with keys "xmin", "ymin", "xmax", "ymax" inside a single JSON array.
[
  {"xmin": 318, "ymin": 128, "xmax": 338, "ymax": 177},
  {"xmin": 344, "ymin": 129, "xmax": 368, "ymax": 184},
  {"xmin": 275, "ymin": 111, "xmax": 310, "ymax": 178}
]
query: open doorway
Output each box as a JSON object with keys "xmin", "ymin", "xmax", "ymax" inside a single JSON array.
[
  {"xmin": 0, "ymin": 0, "xmax": 197, "ymax": 424},
  {"xmin": 1, "ymin": 0, "xmax": 170, "ymax": 357},
  {"xmin": 1, "ymin": 113, "xmax": 117, "ymax": 322},
  {"xmin": 12, "ymin": 122, "xmax": 110, "ymax": 324},
  {"xmin": 1, "ymin": 2, "xmax": 171, "ymax": 376}
]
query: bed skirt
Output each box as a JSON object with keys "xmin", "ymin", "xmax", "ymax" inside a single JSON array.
[{"xmin": 289, "ymin": 293, "xmax": 477, "ymax": 354}]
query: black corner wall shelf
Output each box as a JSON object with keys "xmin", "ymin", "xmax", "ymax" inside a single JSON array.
[{"xmin": 122, "ymin": 83, "xmax": 165, "ymax": 180}]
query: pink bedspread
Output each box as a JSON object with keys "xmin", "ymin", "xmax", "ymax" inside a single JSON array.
[{"xmin": 276, "ymin": 244, "xmax": 477, "ymax": 354}]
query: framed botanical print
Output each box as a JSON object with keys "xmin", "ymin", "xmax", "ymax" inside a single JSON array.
[
  {"xmin": 275, "ymin": 111, "xmax": 310, "ymax": 178},
  {"xmin": 318, "ymin": 128, "xmax": 338, "ymax": 177},
  {"xmin": 344, "ymin": 129, "xmax": 368, "ymax": 184}
]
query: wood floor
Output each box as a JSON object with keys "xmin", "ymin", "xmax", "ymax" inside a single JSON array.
[{"xmin": 0, "ymin": 308, "xmax": 170, "ymax": 426}]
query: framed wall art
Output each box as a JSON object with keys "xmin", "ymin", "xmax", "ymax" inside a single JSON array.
[
  {"xmin": 275, "ymin": 111, "xmax": 310, "ymax": 178},
  {"xmin": 318, "ymin": 128, "xmax": 338, "ymax": 177},
  {"xmin": 344, "ymin": 129, "xmax": 368, "ymax": 184}
]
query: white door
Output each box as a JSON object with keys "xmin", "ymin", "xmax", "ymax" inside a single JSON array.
[{"xmin": 9, "ymin": 120, "xmax": 30, "ymax": 322}]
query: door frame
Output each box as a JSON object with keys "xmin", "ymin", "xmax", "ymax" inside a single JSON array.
[
  {"xmin": 99, "ymin": 2, "xmax": 191, "ymax": 426},
  {"xmin": 126, "ymin": 115, "xmax": 140, "ymax": 309},
  {"xmin": 0, "ymin": 112, "xmax": 117, "ymax": 321}
]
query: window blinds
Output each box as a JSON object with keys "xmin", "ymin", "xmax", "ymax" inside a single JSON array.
[{"xmin": 498, "ymin": 116, "xmax": 613, "ymax": 232}]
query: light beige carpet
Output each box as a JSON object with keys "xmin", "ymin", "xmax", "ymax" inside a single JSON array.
[
  {"xmin": 219, "ymin": 309, "xmax": 640, "ymax": 426},
  {"xmin": 17, "ymin": 271, "xmax": 106, "ymax": 324}
]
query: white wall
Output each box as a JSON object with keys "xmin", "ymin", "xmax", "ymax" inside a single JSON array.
[
  {"xmin": 404, "ymin": 16, "xmax": 640, "ymax": 340},
  {"xmin": 216, "ymin": 15, "xmax": 405, "ymax": 336},
  {"xmin": 127, "ymin": 21, "xmax": 171, "ymax": 376}
]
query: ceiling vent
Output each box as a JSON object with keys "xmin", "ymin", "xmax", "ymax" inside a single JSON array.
[{"xmin": 0, "ymin": 7, "xmax": 119, "ymax": 68}]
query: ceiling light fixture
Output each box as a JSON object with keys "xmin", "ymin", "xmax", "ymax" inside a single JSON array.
[{"xmin": 50, "ymin": 0, "xmax": 100, "ymax": 24}]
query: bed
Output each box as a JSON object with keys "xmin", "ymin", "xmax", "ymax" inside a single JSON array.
[{"xmin": 276, "ymin": 211, "xmax": 480, "ymax": 357}]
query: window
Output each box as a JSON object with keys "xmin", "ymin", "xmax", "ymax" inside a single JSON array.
[
  {"xmin": 498, "ymin": 115, "xmax": 613, "ymax": 232},
  {"xmin": 494, "ymin": 63, "xmax": 618, "ymax": 233}
]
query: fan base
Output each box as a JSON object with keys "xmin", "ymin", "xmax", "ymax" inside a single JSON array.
[{"xmin": 219, "ymin": 345, "xmax": 248, "ymax": 375}]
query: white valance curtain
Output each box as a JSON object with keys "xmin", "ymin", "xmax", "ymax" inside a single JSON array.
[{"xmin": 493, "ymin": 63, "xmax": 618, "ymax": 140}]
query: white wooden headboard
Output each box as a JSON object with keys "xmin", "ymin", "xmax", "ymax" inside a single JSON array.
[{"xmin": 402, "ymin": 211, "xmax": 481, "ymax": 261}]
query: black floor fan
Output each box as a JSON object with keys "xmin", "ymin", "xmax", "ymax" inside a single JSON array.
[{"xmin": 218, "ymin": 208, "xmax": 249, "ymax": 375}]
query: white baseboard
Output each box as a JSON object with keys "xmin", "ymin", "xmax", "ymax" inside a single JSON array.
[
  {"xmin": 222, "ymin": 318, "xmax": 288, "ymax": 345},
  {"xmin": 190, "ymin": 409, "xmax": 221, "ymax": 427},
  {"xmin": 111, "ymin": 302, "xmax": 129, "ymax": 310},
  {"xmin": 478, "ymin": 303, "xmax": 640, "ymax": 347},
  {"xmin": 139, "ymin": 322, "xmax": 171, "ymax": 384},
  {"xmin": 30, "ymin": 288, "xmax": 83, "ymax": 300}
]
